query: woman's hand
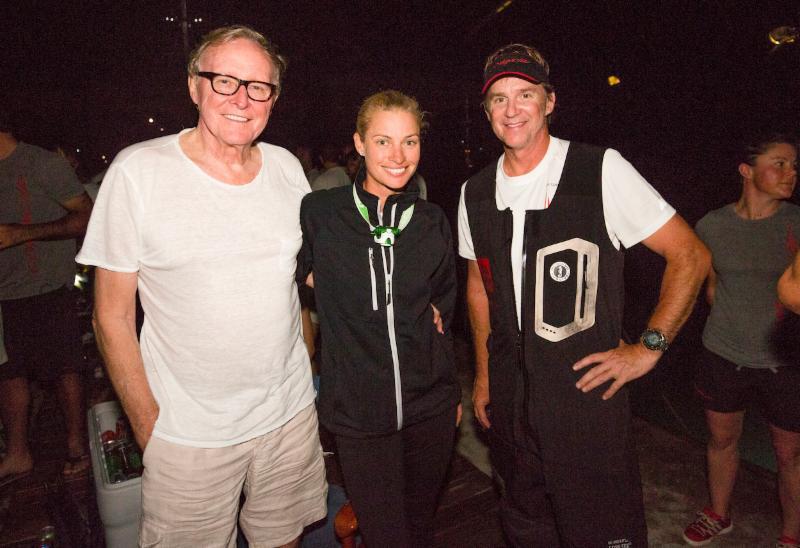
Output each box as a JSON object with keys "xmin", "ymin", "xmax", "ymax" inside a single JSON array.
[
  {"xmin": 305, "ymin": 272, "xmax": 314, "ymax": 288},
  {"xmin": 431, "ymin": 304, "xmax": 444, "ymax": 334}
]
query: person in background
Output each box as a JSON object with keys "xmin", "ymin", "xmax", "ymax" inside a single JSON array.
[
  {"xmin": 294, "ymin": 144, "xmax": 321, "ymax": 186},
  {"xmin": 410, "ymin": 172, "xmax": 427, "ymax": 200},
  {"xmin": 310, "ymin": 143, "xmax": 350, "ymax": 191},
  {"xmin": 684, "ymin": 135, "xmax": 800, "ymax": 548},
  {"xmin": 0, "ymin": 108, "xmax": 94, "ymax": 485},
  {"xmin": 344, "ymin": 148, "xmax": 361, "ymax": 181},
  {"xmin": 299, "ymin": 90, "xmax": 460, "ymax": 547},
  {"xmin": 78, "ymin": 26, "xmax": 326, "ymax": 547}
]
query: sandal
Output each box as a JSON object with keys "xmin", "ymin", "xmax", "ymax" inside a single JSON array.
[
  {"xmin": 0, "ymin": 469, "xmax": 33, "ymax": 489},
  {"xmin": 62, "ymin": 453, "xmax": 90, "ymax": 478}
]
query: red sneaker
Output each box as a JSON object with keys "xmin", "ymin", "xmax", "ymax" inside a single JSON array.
[
  {"xmin": 682, "ymin": 507, "xmax": 733, "ymax": 546},
  {"xmin": 776, "ymin": 536, "xmax": 800, "ymax": 548}
]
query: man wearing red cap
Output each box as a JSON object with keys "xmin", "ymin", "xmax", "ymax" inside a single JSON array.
[{"xmin": 458, "ymin": 43, "xmax": 710, "ymax": 546}]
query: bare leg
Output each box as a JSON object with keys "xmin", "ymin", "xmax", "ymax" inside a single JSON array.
[
  {"xmin": 58, "ymin": 372, "xmax": 85, "ymax": 454},
  {"xmin": 705, "ymin": 409, "xmax": 744, "ymax": 518},
  {"xmin": 57, "ymin": 372, "xmax": 88, "ymax": 475},
  {"xmin": 770, "ymin": 424, "xmax": 800, "ymax": 540},
  {"xmin": 0, "ymin": 377, "xmax": 34, "ymax": 477}
]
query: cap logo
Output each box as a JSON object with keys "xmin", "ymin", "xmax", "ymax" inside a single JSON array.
[
  {"xmin": 481, "ymin": 51, "xmax": 550, "ymax": 94},
  {"xmin": 496, "ymin": 57, "xmax": 531, "ymax": 66}
]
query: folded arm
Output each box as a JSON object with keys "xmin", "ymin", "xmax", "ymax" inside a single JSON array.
[{"xmin": 0, "ymin": 192, "xmax": 93, "ymax": 250}]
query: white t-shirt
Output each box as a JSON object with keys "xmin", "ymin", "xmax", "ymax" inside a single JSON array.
[
  {"xmin": 310, "ymin": 165, "xmax": 350, "ymax": 191},
  {"xmin": 458, "ymin": 137, "xmax": 675, "ymax": 325},
  {"xmin": 77, "ymin": 131, "xmax": 316, "ymax": 447}
]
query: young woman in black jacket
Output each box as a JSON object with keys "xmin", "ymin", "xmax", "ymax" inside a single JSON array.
[{"xmin": 298, "ymin": 90, "xmax": 460, "ymax": 547}]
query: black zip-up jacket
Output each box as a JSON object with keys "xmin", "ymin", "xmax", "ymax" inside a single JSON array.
[{"xmin": 298, "ymin": 178, "xmax": 460, "ymax": 438}]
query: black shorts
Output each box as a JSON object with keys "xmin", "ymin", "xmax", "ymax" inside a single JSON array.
[
  {"xmin": 0, "ymin": 286, "xmax": 83, "ymax": 382},
  {"xmin": 694, "ymin": 347, "xmax": 800, "ymax": 433}
]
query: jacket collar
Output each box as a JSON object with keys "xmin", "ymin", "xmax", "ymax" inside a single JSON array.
[{"xmin": 353, "ymin": 170, "xmax": 420, "ymax": 226}]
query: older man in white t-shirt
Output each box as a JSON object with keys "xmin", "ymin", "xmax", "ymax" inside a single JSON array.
[{"xmin": 78, "ymin": 26, "xmax": 326, "ymax": 548}]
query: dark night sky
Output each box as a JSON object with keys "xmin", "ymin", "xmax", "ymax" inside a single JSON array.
[
  {"xmin": 5, "ymin": 1, "xmax": 800, "ymax": 217},
  {"xmin": 4, "ymin": 1, "xmax": 799, "ymax": 388}
]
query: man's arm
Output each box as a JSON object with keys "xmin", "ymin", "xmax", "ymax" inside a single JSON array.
[
  {"xmin": 574, "ymin": 214, "xmax": 711, "ymax": 399},
  {"xmin": 0, "ymin": 192, "xmax": 93, "ymax": 250},
  {"xmin": 93, "ymin": 267, "xmax": 159, "ymax": 450},
  {"xmin": 300, "ymin": 305, "xmax": 316, "ymax": 361},
  {"xmin": 466, "ymin": 259, "xmax": 492, "ymax": 428},
  {"xmin": 778, "ymin": 250, "xmax": 800, "ymax": 314}
]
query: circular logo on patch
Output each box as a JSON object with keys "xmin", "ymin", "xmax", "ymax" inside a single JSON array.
[{"xmin": 549, "ymin": 261, "xmax": 570, "ymax": 282}]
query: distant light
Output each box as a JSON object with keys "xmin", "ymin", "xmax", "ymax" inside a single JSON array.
[
  {"xmin": 148, "ymin": 117, "xmax": 154, "ymax": 123},
  {"xmin": 769, "ymin": 26, "xmax": 798, "ymax": 46},
  {"xmin": 194, "ymin": 17, "xmax": 203, "ymax": 22},
  {"xmin": 496, "ymin": 0, "xmax": 512, "ymax": 14},
  {"xmin": 607, "ymin": 75, "xmax": 621, "ymax": 86},
  {"xmin": 160, "ymin": 127, "xmax": 165, "ymax": 132},
  {"xmin": 101, "ymin": 154, "xmax": 106, "ymax": 160},
  {"xmin": 76, "ymin": 148, "xmax": 80, "ymax": 153}
]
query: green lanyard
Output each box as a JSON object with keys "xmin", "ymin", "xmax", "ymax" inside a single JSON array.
[{"xmin": 352, "ymin": 184, "xmax": 414, "ymax": 247}]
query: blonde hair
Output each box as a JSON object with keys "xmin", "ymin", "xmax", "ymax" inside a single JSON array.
[
  {"xmin": 187, "ymin": 25, "xmax": 287, "ymax": 96},
  {"xmin": 355, "ymin": 90, "xmax": 427, "ymax": 138}
]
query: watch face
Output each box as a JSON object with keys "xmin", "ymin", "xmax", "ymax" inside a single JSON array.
[{"xmin": 642, "ymin": 329, "xmax": 667, "ymax": 351}]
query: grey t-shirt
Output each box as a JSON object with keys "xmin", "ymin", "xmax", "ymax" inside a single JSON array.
[
  {"xmin": 0, "ymin": 142, "xmax": 85, "ymax": 299},
  {"xmin": 696, "ymin": 202, "xmax": 800, "ymax": 368}
]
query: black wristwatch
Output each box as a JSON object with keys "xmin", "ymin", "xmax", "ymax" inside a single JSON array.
[{"xmin": 640, "ymin": 328, "xmax": 669, "ymax": 352}]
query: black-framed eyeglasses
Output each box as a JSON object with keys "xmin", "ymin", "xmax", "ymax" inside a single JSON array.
[{"xmin": 197, "ymin": 72, "xmax": 277, "ymax": 102}]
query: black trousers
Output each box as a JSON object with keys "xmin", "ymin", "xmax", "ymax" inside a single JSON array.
[
  {"xmin": 335, "ymin": 405, "xmax": 457, "ymax": 548},
  {"xmin": 490, "ymin": 416, "xmax": 648, "ymax": 548}
]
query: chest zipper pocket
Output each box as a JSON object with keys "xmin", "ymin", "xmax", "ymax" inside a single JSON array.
[{"xmin": 368, "ymin": 248, "xmax": 378, "ymax": 311}]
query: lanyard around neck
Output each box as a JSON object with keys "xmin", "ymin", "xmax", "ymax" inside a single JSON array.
[{"xmin": 352, "ymin": 184, "xmax": 414, "ymax": 247}]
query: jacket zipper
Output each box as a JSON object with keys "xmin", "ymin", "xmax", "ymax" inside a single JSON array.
[
  {"xmin": 378, "ymin": 202, "xmax": 404, "ymax": 430},
  {"xmin": 368, "ymin": 248, "xmax": 378, "ymax": 311},
  {"xmin": 519, "ymin": 211, "xmax": 533, "ymax": 436}
]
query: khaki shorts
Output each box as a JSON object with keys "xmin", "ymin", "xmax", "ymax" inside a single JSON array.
[{"xmin": 139, "ymin": 404, "xmax": 328, "ymax": 547}]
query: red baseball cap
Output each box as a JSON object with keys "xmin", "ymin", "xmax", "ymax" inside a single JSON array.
[{"xmin": 482, "ymin": 51, "xmax": 550, "ymax": 95}]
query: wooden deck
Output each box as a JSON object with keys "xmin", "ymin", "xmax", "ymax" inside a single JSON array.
[
  {"xmin": 0, "ymin": 383, "xmax": 102, "ymax": 547},
  {"xmin": 1, "ymin": 385, "xmax": 505, "ymax": 547},
  {"xmin": 434, "ymin": 454, "xmax": 504, "ymax": 548}
]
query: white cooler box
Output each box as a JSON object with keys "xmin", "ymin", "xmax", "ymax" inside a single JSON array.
[{"xmin": 88, "ymin": 401, "xmax": 142, "ymax": 548}]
